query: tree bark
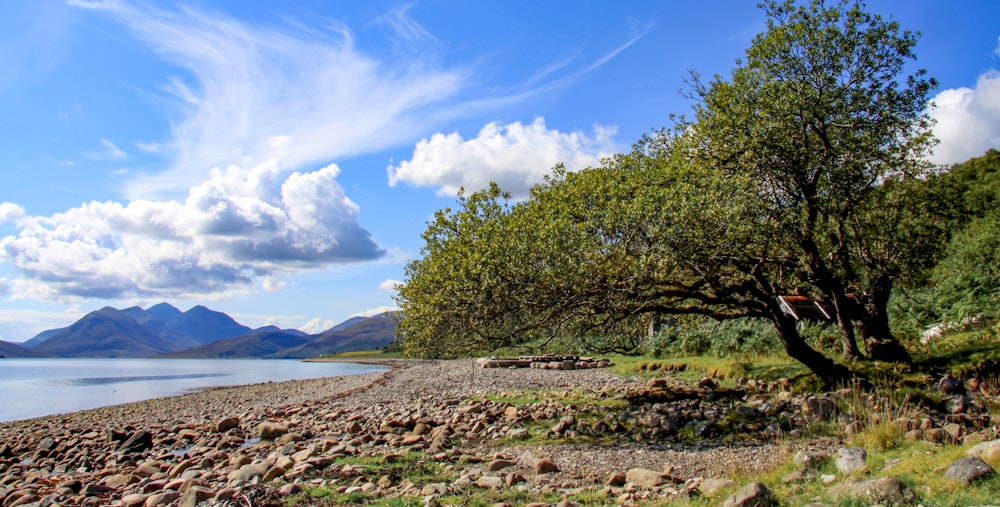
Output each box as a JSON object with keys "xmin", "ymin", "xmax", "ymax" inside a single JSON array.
[
  {"xmin": 766, "ymin": 300, "xmax": 863, "ymax": 390},
  {"xmin": 856, "ymin": 281, "xmax": 912, "ymax": 363}
]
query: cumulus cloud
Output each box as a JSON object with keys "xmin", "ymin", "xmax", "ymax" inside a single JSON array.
[
  {"xmin": 928, "ymin": 69, "xmax": 1000, "ymax": 165},
  {"xmin": 353, "ymin": 306, "xmax": 398, "ymax": 318},
  {"xmin": 299, "ymin": 317, "xmax": 338, "ymax": 334},
  {"xmin": 378, "ymin": 278, "xmax": 402, "ymax": 293},
  {"xmin": 387, "ymin": 118, "xmax": 617, "ymax": 197},
  {"xmin": 0, "ymin": 203, "xmax": 25, "ymax": 223},
  {"xmin": 0, "ymin": 161, "xmax": 384, "ymax": 301},
  {"xmin": 70, "ymin": 1, "xmax": 467, "ymax": 199}
]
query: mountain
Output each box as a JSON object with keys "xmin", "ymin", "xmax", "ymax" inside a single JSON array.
[
  {"xmin": 29, "ymin": 307, "xmax": 190, "ymax": 358},
  {"xmin": 0, "ymin": 339, "xmax": 49, "ymax": 358},
  {"xmin": 269, "ymin": 313, "xmax": 397, "ymax": 358},
  {"xmin": 26, "ymin": 303, "xmax": 254, "ymax": 358},
  {"xmin": 157, "ymin": 329, "xmax": 311, "ymax": 358},
  {"xmin": 167, "ymin": 305, "xmax": 252, "ymax": 345},
  {"xmin": 327, "ymin": 316, "xmax": 367, "ymax": 332},
  {"xmin": 23, "ymin": 328, "xmax": 65, "ymax": 348}
]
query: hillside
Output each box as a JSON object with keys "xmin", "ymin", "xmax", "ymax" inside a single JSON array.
[
  {"xmin": 157, "ymin": 329, "xmax": 311, "ymax": 358},
  {"xmin": 0, "ymin": 339, "xmax": 49, "ymax": 358},
  {"xmin": 30, "ymin": 307, "xmax": 185, "ymax": 358},
  {"xmin": 269, "ymin": 313, "xmax": 396, "ymax": 358}
]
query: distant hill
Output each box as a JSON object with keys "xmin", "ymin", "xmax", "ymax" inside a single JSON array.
[
  {"xmin": 157, "ymin": 329, "xmax": 311, "ymax": 359},
  {"xmin": 269, "ymin": 313, "xmax": 396, "ymax": 359},
  {"xmin": 23, "ymin": 304, "xmax": 392, "ymax": 359},
  {"xmin": 0, "ymin": 339, "xmax": 49, "ymax": 358},
  {"xmin": 26, "ymin": 303, "xmax": 253, "ymax": 358}
]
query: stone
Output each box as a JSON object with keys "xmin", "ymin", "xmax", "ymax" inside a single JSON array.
[
  {"xmin": 606, "ymin": 471, "xmax": 627, "ymax": 486},
  {"xmin": 700, "ymin": 477, "xmax": 735, "ymax": 496},
  {"xmin": 215, "ymin": 417, "xmax": 240, "ymax": 433},
  {"xmin": 830, "ymin": 476, "xmax": 914, "ymax": 505},
  {"xmin": 178, "ymin": 487, "xmax": 214, "ymax": 507},
  {"xmin": 257, "ymin": 422, "xmax": 289, "ymax": 440},
  {"xmin": 944, "ymin": 395, "xmax": 971, "ymax": 414},
  {"xmin": 144, "ymin": 491, "xmax": 181, "ymax": 507},
  {"xmin": 967, "ymin": 439, "xmax": 1000, "ymax": 464},
  {"xmin": 625, "ymin": 468, "xmax": 667, "ymax": 488},
  {"xmin": 938, "ymin": 374, "xmax": 965, "ymax": 395},
  {"xmin": 647, "ymin": 378, "xmax": 668, "ymax": 390},
  {"xmin": 487, "ymin": 459, "xmax": 516, "ymax": 472},
  {"xmin": 835, "ymin": 447, "xmax": 867, "ymax": 475},
  {"xmin": 474, "ymin": 476, "xmax": 504, "ymax": 489},
  {"xmin": 507, "ymin": 428, "xmax": 529, "ymax": 440},
  {"xmin": 944, "ymin": 457, "xmax": 994, "ymax": 485},
  {"xmin": 803, "ymin": 397, "xmax": 837, "ymax": 420},
  {"xmin": 535, "ymin": 458, "xmax": 559, "ymax": 474},
  {"xmin": 118, "ymin": 430, "xmax": 154, "ymax": 454},
  {"xmin": 698, "ymin": 377, "xmax": 717, "ymax": 389},
  {"xmin": 793, "ymin": 451, "xmax": 828, "ymax": 470},
  {"xmin": 721, "ymin": 481, "xmax": 774, "ymax": 507}
]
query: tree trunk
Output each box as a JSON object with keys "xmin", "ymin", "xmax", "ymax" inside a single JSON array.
[
  {"xmin": 829, "ymin": 291, "xmax": 864, "ymax": 360},
  {"xmin": 857, "ymin": 281, "xmax": 912, "ymax": 364},
  {"xmin": 767, "ymin": 303, "xmax": 863, "ymax": 390}
]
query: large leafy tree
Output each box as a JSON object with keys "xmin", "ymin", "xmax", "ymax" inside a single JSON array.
[{"xmin": 687, "ymin": 0, "xmax": 937, "ymax": 360}]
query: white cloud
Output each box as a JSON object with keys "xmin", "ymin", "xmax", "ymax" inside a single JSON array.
[
  {"xmin": 928, "ymin": 69, "xmax": 1000, "ymax": 165},
  {"xmin": 0, "ymin": 161, "xmax": 384, "ymax": 301},
  {"xmin": 353, "ymin": 305, "xmax": 398, "ymax": 318},
  {"xmin": 69, "ymin": 1, "xmax": 468, "ymax": 199},
  {"xmin": 378, "ymin": 278, "xmax": 402, "ymax": 293},
  {"xmin": 0, "ymin": 203, "xmax": 25, "ymax": 223},
  {"xmin": 300, "ymin": 317, "xmax": 337, "ymax": 334},
  {"xmin": 387, "ymin": 118, "xmax": 618, "ymax": 197},
  {"xmin": 101, "ymin": 138, "xmax": 129, "ymax": 160},
  {"xmin": 0, "ymin": 307, "xmax": 85, "ymax": 343}
]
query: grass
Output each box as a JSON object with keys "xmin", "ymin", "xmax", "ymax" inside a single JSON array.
[{"xmin": 314, "ymin": 349, "xmax": 404, "ymax": 359}]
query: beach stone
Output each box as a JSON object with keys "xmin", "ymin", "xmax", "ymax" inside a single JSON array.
[
  {"xmin": 257, "ymin": 422, "xmax": 288, "ymax": 440},
  {"xmin": 944, "ymin": 457, "xmax": 994, "ymax": 485},
  {"xmin": 215, "ymin": 417, "xmax": 240, "ymax": 433},
  {"xmin": 721, "ymin": 481, "xmax": 774, "ymax": 507},
  {"xmin": 118, "ymin": 430, "xmax": 154, "ymax": 454},
  {"xmin": 794, "ymin": 451, "xmax": 828, "ymax": 470},
  {"xmin": 144, "ymin": 491, "xmax": 181, "ymax": 506},
  {"xmin": 535, "ymin": 458, "xmax": 559, "ymax": 474},
  {"xmin": 626, "ymin": 468, "xmax": 667, "ymax": 488},
  {"xmin": 606, "ymin": 471, "xmax": 627, "ymax": 486},
  {"xmin": 231, "ymin": 463, "xmax": 268, "ymax": 483},
  {"xmin": 835, "ymin": 447, "xmax": 867, "ymax": 475},
  {"xmin": 122, "ymin": 493, "xmax": 145, "ymax": 507},
  {"xmin": 178, "ymin": 487, "xmax": 214, "ymax": 507},
  {"xmin": 507, "ymin": 428, "xmax": 529, "ymax": 440}
]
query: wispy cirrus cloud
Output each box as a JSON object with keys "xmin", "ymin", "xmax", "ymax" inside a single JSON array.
[{"xmin": 70, "ymin": 0, "xmax": 469, "ymax": 199}]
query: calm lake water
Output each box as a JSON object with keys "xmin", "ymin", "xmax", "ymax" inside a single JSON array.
[{"xmin": 0, "ymin": 358, "xmax": 384, "ymax": 423}]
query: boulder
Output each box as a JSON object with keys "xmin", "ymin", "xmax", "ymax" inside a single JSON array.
[
  {"xmin": 535, "ymin": 458, "xmax": 560, "ymax": 474},
  {"xmin": 829, "ymin": 476, "xmax": 914, "ymax": 505},
  {"xmin": 721, "ymin": 481, "xmax": 774, "ymax": 507},
  {"xmin": 256, "ymin": 422, "xmax": 288, "ymax": 440},
  {"xmin": 835, "ymin": 447, "xmax": 867, "ymax": 475},
  {"xmin": 118, "ymin": 430, "xmax": 154, "ymax": 454},
  {"xmin": 625, "ymin": 468, "xmax": 667, "ymax": 488},
  {"xmin": 944, "ymin": 457, "xmax": 994, "ymax": 485}
]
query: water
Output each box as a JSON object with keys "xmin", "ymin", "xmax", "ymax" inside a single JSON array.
[{"xmin": 0, "ymin": 358, "xmax": 384, "ymax": 422}]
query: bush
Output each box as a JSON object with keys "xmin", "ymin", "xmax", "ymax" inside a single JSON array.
[{"xmin": 645, "ymin": 317, "xmax": 784, "ymax": 358}]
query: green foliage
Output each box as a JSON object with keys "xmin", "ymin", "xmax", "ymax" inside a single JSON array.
[
  {"xmin": 932, "ymin": 208, "xmax": 1000, "ymax": 320},
  {"xmin": 645, "ymin": 318, "xmax": 784, "ymax": 358}
]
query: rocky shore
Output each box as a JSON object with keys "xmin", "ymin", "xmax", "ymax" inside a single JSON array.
[{"xmin": 1, "ymin": 359, "xmax": 997, "ymax": 506}]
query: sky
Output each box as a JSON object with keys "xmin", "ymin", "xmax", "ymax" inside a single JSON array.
[{"xmin": 1, "ymin": 1, "xmax": 999, "ymax": 342}]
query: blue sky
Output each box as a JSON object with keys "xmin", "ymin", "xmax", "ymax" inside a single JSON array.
[{"xmin": 1, "ymin": 1, "xmax": 999, "ymax": 342}]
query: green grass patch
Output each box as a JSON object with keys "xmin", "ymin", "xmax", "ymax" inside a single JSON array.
[{"xmin": 314, "ymin": 349, "xmax": 405, "ymax": 359}]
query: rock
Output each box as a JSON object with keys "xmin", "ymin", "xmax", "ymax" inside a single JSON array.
[
  {"xmin": 721, "ymin": 481, "xmax": 774, "ymax": 507},
  {"xmin": 647, "ymin": 378, "xmax": 668, "ymax": 390},
  {"xmin": 938, "ymin": 374, "xmax": 965, "ymax": 395},
  {"xmin": 215, "ymin": 417, "xmax": 240, "ymax": 433},
  {"xmin": 700, "ymin": 477, "xmax": 735, "ymax": 496},
  {"xmin": 944, "ymin": 457, "xmax": 994, "ymax": 485},
  {"xmin": 257, "ymin": 422, "xmax": 289, "ymax": 440},
  {"xmin": 698, "ymin": 377, "xmax": 717, "ymax": 389},
  {"xmin": 830, "ymin": 476, "xmax": 914, "ymax": 505},
  {"xmin": 944, "ymin": 395, "xmax": 971, "ymax": 414},
  {"xmin": 504, "ymin": 473, "xmax": 525, "ymax": 487},
  {"xmin": 535, "ymin": 458, "xmax": 559, "ymax": 474},
  {"xmin": 967, "ymin": 439, "xmax": 1000, "ymax": 464},
  {"xmin": 835, "ymin": 447, "xmax": 867, "ymax": 475},
  {"xmin": 487, "ymin": 459, "xmax": 516, "ymax": 472},
  {"xmin": 803, "ymin": 397, "xmax": 836, "ymax": 420},
  {"xmin": 606, "ymin": 471, "xmax": 627, "ymax": 486},
  {"xmin": 178, "ymin": 487, "xmax": 214, "ymax": 507},
  {"xmin": 277, "ymin": 484, "xmax": 302, "ymax": 496},
  {"xmin": 118, "ymin": 430, "xmax": 154, "ymax": 454},
  {"xmin": 474, "ymin": 476, "xmax": 504, "ymax": 489},
  {"xmin": 507, "ymin": 428, "xmax": 529, "ymax": 440},
  {"xmin": 625, "ymin": 468, "xmax": 667, "ymax": 488},
  {"xmin": 144, "ymin": 491, "xmax": 181, "ymax": 507}
]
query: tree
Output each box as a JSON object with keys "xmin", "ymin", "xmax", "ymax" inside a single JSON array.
[{"xmin": 687, "ymin": 0, "xmax": 936, "ymax": 361}]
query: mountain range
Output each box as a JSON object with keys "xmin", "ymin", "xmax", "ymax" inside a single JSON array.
[{"xmin": 0, "ymin": 303, "xmax": 396, "ymax": 359}]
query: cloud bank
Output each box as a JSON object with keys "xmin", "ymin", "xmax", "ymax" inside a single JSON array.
[
  {"xmin": 929, "ymin": 69, "xmax": 1000, "ymax": 164},
  {"xmin": 388, "ymin": 118, "xmax": 617, "ymax": 197},
  {"xmin": 0, "ymin": 161, "xmax": 383, "ymax": 301}
]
